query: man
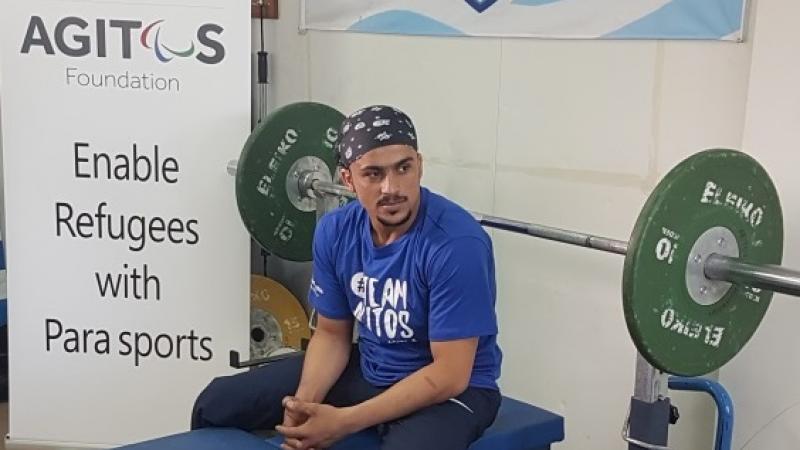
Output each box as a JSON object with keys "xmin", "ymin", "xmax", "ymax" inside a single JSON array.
[{"xmin": 191, "ymin": 105, "xmax": 502, "ymax": 450}]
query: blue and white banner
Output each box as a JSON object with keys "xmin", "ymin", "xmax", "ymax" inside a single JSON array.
[{"xmin": 302, "ymin": 0, "xmax": 748, "ymax": 41}]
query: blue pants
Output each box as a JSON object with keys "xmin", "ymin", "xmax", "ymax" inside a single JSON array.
[{"xmin": 191, "ymin": 348, "xmax": 501, "ymax": 450}]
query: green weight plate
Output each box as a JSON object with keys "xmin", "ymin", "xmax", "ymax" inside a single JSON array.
[
  {"xmin": 623, "ymin": 149, "xmax": 783, "ymax": 376},
  {"xmin": 236, "ymin": 102, "xmax": 345, "ymax": 261}
]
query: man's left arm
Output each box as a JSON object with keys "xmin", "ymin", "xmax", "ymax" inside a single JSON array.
[
  {"xmin": 278, "ymin": 338, "xmax": 479, "ymax": 450},
  {"xmin": 277, "ymin": 237, "xmax": 497, "ymax": 449},
  {"xmin": 343, "ymin": 337, "xmax": 478, "ymax": 430},
  {"xmin": 343, "ymin": 235, "xmax": 496, "ymax": 429}
]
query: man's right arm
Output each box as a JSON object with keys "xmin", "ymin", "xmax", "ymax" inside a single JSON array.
[
  {"xmin": 293, "ymin": 315, "xmax": 354, "ymax": 403},
  {"xmin": 296, "ymin": 214, "xmax": 354, "ymax": 404}
]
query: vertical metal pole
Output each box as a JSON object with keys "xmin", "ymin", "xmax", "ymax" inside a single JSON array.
[
  {"xmin": 623, "ymin": 354, "xmax": 671, "ymax": 449},
  {"xmin": 633, "ymin": 354, "xmax": 668, "ymax": 403}
]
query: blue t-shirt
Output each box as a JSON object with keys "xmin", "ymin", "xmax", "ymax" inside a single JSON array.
[{"xmin": 309, "ymin": 187, "xmax": 502, "ymax": 390}]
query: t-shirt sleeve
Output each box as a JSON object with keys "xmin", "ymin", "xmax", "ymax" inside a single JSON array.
[
  {"xmin": 308, "ymin": 217, "xmax": 351, "ymax": 320},
  {"xmin": 427, "ymin": 236, "xmax": 498, "ymax": 341}
]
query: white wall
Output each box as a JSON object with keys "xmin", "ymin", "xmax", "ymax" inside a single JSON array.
[
  {"xmin": 720, "ymin": 0, "xmax": 800, "ymax": 448},
  {"xmin": 258, "ymin": 3, "xmax": 757, "ymax": 449},
  {"xmin": 0, "ymin": 45, "xmax": 5, "ymax": 236}
]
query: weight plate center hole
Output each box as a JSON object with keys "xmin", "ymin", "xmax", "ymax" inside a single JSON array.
[
  {"xmin": 686, "ymin": 226, "xmax": 740, "ymax": 306},
  {"xmin": 251, "ymin": 327, "xmax": 266, "ymax": 343}
]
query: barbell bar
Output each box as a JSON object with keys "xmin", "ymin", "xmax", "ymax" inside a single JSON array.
[
  {"xmin": 231, "ymin": 101, "xmax": 800, "ymax": 376},
  {"xmin": 307, "ymin": 177, "xmax": 800, "ymax": 297},
  {"xmin": 311, "ymin": 178, "xmax": 631, "ymax": 254},
  {"xmin": 705, "ymin": 254, "xmax": 800, "ymax": 297}
]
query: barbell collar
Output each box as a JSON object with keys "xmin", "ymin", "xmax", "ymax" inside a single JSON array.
[
  {"xmin": 310, "ymin": 179, "xmax": 357, "ymax": 200},
  {"xmin": 705, "ymin": 254, "xmax": 800, "ymax": 297},
  {"xmin": 227, "ymin": 159, "xmax": 238, "ymax": 176}
]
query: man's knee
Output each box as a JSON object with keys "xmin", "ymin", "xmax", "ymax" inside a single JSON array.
[
  {"xmin": 191, "ymin": 376, "xmax": 234, "ymax": 429},
  {"xmin": 189, "ymin": 358, "xmax": 304, "ymax": 430},
  {"xmin": 379, "ymin": 389, "xmax": 500, "ymax": 450}
]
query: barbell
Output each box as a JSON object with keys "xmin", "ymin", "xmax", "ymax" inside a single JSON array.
[{"xmin": 228, "ymin": 101, "xmax": 800, "ymax": 377}]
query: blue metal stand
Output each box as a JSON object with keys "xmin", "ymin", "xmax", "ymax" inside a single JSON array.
[{"xmin": 668, "ymin": 376, "xmax": 734, "ymax": 450}]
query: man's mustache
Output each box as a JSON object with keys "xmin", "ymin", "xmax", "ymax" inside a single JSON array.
[{"xmin": 377, "ymin": 195, "xmax": 407, "ymax": 206}]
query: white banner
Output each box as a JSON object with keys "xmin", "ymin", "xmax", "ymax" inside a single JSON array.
[
  {"xmin": 0, "ymin": 0, "xmax": 250, "ymax": 446},
  {"xmin": 303, "ymin": 0, "xmax": 748, "ymax": 41}
]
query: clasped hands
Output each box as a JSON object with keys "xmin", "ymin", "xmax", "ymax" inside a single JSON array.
[{"xmin": 276, "ymin": 396, "xmax": 355, "ymax": 450}]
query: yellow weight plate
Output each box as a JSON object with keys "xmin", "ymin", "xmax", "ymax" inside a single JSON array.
[{"xmin": 250, "ymin": 275, "xmax": 310, "ymax": 359}]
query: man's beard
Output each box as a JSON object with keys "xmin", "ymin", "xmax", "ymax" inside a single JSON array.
[
  {"xmin": 376, "ymin": 193, "xmax": 410, "ymax": 227},
  {"xmin": 378, "ymin": 210, "xmax": 412, "ymax": 227}
]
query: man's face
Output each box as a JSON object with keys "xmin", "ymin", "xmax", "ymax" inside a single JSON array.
[{"xmin": 341, "ymin": 144, "xmax": 423, "ymax": 229}]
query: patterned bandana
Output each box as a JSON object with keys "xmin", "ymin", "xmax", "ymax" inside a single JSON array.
[{"xmin": 336, "ymin": 105, "xmax": 418, "ymax": 167}]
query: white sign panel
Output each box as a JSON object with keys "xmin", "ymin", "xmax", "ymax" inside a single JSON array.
[{"xmin": 0, "ymin": 0, "xmax": 250, "ymax": 446}]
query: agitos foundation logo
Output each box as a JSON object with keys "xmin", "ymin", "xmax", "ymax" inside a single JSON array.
[{"xmin": 20, "ymin": 16, "xmax": 226, "ymax": 65}]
